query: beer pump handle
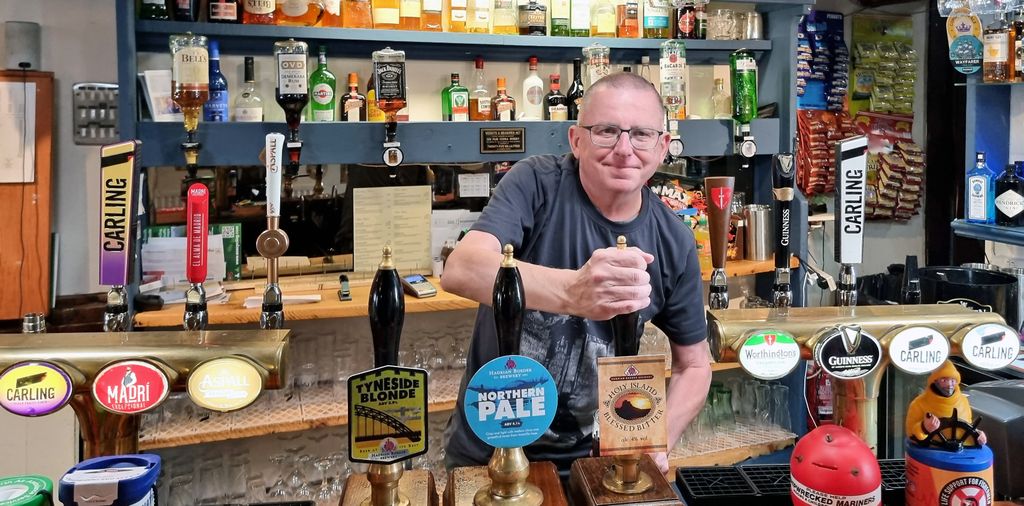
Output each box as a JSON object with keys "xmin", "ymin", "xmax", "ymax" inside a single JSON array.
[
  {"xmin": 368, "ymin": 245, "xmax": 405, "ymax": 368},
  {"xmin": 772, "ymin": 154, "xmax": 795, "ymax": 269},
  {"xmin": 901, "ymin": 255, "xmax": 921, "ymax": 305},
  {"xmin": 265, "ymin": 133, "xmax": 284, "ymax": 219},
  {"xmin": 185, "ymin": 183, "xmax": 209, "ymax": 285},
  {"xmin": 493, "ymin": 244, "xmax": 526, "ymax": 357},
  {"xmin": 704, "ymin": 177, "xmax": 735, "ymax": 271},
  {"xmin": 610, "ymin": 236, "xmax": 642, "ymax": 357}
]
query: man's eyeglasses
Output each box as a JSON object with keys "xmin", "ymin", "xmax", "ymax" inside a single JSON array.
[{"xmin": 579, "ymin": 124, "xmax": 664, "ymax": 150}]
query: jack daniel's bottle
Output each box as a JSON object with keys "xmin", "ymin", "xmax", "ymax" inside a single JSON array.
[{"xmin": 995, "ymin": 163, "xmax": 1024, "ymax": 226}]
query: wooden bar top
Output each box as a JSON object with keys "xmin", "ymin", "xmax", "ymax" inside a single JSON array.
[{"xmin": 134, "ymin": 256, "xmax": 795, "ymax": 328}]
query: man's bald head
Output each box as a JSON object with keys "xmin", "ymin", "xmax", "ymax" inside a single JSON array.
[{"xmin": 578, "ymin": 72, "xmax": 666, "ymax": 125}]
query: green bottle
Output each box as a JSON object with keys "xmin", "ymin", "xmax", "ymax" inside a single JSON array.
[
  {"xmin": 309, "ymin": 46, "xmax": 337, "ymax": 122},
  {"xmin": 730, "ymin": 49, "xmax": 758, "ymax": 124},
  {"xmin": 441, "ymin": 73, "xmax": 470, "ymax": 121}
]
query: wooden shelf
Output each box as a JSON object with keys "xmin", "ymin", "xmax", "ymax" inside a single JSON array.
[
  {"xmin": 704, "ymin": 255, "xmax": 798, "ymax": 281},
  {"xmin": 133, "ymin": 276, "xmax": 476, "ymax": 328},
  {"xmin": 139, "ymin": 361, "xmax": 738, "ymax": 450}
]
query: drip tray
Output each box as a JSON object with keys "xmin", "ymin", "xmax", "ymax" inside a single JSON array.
[{"xmin": 675, "ymin": 460, "xmax": 907, "ymax": 506}]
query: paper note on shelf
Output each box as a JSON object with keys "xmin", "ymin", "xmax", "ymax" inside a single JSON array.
[
  {"xmin": 0, "ymin": 82, "xmax": 36, "ymax": 183},
  {"xmin": 431, "ymin": 209, "xmax": 480, "ymax": 259},
  {"xmin": 141, "ymin": 234, "xmax": 228, "ymax": 285},
  {"xmin": 353, "ymin": 185, "xmax": 432, "ymax": 273},
  {"xmin": 242, "ymin": 294, "xmax": 323, "ymax": 309}
]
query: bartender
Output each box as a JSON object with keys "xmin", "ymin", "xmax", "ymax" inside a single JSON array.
[{"xmin": 442, "ymin": 72, "xmax": 711, "ymax": 474}]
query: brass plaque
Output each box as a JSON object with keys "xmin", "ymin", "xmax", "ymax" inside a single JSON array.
[
  {"xmin": 596, "ymin": 355, "xmax": 668, "ymax": 456},
  {"xmin": 480, "ymin": 128, "xmax": 526, "ymax": 154}
]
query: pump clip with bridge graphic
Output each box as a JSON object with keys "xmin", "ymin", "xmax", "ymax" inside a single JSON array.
[{"xmin": 347, "ymin": 365, "xmax": 428, "ymax": 464}]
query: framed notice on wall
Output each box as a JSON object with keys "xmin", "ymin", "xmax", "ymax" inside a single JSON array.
[{"xmin": 0, "ymin": 71, "xmax": 53, "ymax": 320}]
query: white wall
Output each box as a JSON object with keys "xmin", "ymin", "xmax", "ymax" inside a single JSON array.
[
  {"xmin": 803, "ymin": 3, "xmax": 929, "ymax": 305},
  {"xmin": 0, "ymin": 0, "xmax": 117, "ymax": 298}
]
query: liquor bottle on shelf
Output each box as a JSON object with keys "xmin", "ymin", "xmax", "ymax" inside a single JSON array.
[
  {"xmin": 567, "ymin": 57, "xmax": 584, "ymax": 120},
  {"xmin": 643, "ymin": 0, "xmax": 670, "ymax": 38},
  {"xmin": 321, "ymin": 0, "xmax": 343, "ymax": 25},
  {"xmin": 234, "ymin": 57, "xmax": 264, "ymax": 122},
  {"xmin": 676, "ymin": 0, "xmax": 696, "ymax": 39},
  {"xmin": 341, "ymin": 73, "xmax": 366, "ymax": 121},
  {"xmin": 140, "ymin": 0, "xmax": 171, "ymax": 20},
  {"xmin": 243, "ymin": 0, "xmax": 276, "ymax": 23},
  {"xmin": 966, "ymin": 151, "xmax": 996, "ymax": 224},
  {"xmin": 617, "ymin": 0, "xmax": 639, "ymax": 37},
  {"xmin": 493, "ymin": 0, "xmax": 518, "ymax": 34},
  {"xmin": 441, "ymin": 73, "xmax": 470, "ymax": 121},
  {"xmin": 694, "ymin": 0, "xmax": 707, "ymax": 39},
  {"xmin": 731, "ymin": 49, "xmax": 758, "ymax": 124},
  {"xmin": 582, "ymin": 42, "xmax": 610, "ymax": 88},
  {"xmin": 544, "ymin": 74, "xmax": 568, "ymax": 120},
  {"xmin": 984, "ymin": 13, "xmax": 1011, "ymax": 83},
  {"xmin": 710, "ymin": 77, "xmax": 731, "ymax": 119},
  {"xmin": 590, "ymin": 0, "xmax": 616, "ymax": 37},
  {"xmin": 995, "ymin": 162, "xmax": 1024, "ymax": 226},
  {"xmin": 421, "ymin": 0, "xmax": 443, "ymax": 31},
  {"xmin": 309, "ymin": 46, "xmax": 337, "ymax": 122},
  {"xmin": 203, "ymin": 41, "xmax": 228, "ymax": 123},
  {"xmin": 373, "ymin": 0, "xmax": 401, "ymax": 28},
  {"xmin": 492, "ymin": 78, "xmax": 516, "ymax": 121},
  {"xmin": 371, "ymin": 47, "xmax": 407, "ymax": 119},
  {"xmin": 275, "ymin": 39, "xmax": 310, "ymax": 136},
  {"xmin": 399, "ymin": 0, "xmax": 422, "ymax": 30},
  {"xmin": 208, "ymin": 0, "xmax": 241, "ymax": 22},
  {"xmin": 569, "ymin": 0, "xmax": 590, "ymax": 36},
  {"xmin": 343, "ymin": 0, "xmax": 374, "ymax": 27},
  {"xmin": 660, "ymin": 39, "xmax": 686, "ymax": 122},
  {"xmin": 366, "ymin": 73, "xmax": 386, "ymax": 122},
  {"xmin": 1011, "ymin": 8, "xmax": 1019, "ymax": 79},
  {"xmin": 169, "ymin": 33, "xmax": 209, "ymax": 170},
  {"xmin": 522, "ymin": 56, "xmax": 544, "ymax": 120},
  {"xmin": 449, "ymin": 0, "xmax": 468, "ymax": 31},
  {"xmin": 173, "ymin": 0, "xmax": 200, "ymax": 21},
  {"xmin": 277, "ymin": 0, "xmax": 326, "ymax": 26},
  {"xmin": 467, "ymin": 0, "xmax": 491, "ymax": 33},
  {"xmin": 519, "ymin": 0, "xmax": 547, "ymax": 35},
  {"xmin": 469, "ymin": 57, "xmax": 491, "ymax": 121},
  {"xmin": 551, "ymin": 0, "xmax": 571, "ymax": 35}
]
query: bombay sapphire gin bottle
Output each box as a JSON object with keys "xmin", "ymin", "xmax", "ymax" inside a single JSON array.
[{"xmin": 966, "ymin": 151, "xmax": 995, "ymax": 224}]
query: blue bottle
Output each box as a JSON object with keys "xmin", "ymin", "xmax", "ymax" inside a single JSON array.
[
  {"xmin": 203, "ymin": 40, "xmax": 229, "ymax": 122},
  {"xmin": 966, "ymin": 151, "xmax": 996, "ymax": 224}
]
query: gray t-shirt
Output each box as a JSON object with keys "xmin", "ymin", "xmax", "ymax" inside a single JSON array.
[{"xmin": 444, "ymin": 153, "xmax": 707, "ymax": 471}]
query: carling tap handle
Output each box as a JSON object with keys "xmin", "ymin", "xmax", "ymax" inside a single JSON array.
[{"xmin": 493, "ymin": 244, "xmax": 526, "ymax": 357}]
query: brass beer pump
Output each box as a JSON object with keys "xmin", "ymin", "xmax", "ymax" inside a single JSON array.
[
  {"xmin": 447, "ymin": 245, "xmax": 566, "ymax": 506},
  {"xmin": 341, "ymin": 246, "xmax": 438, "ymax": 506},
  {"xmin": 258, "ymin": 133, "xmax": 289, "ymax": 330},
  {"xmin": 568, "ymin": 237, "xmax": 679, "ymax": 506}
]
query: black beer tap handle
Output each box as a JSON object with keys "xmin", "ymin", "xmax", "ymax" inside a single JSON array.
[
  {"xmin": 901, "ymin": 255, "xmax": 921, "ymax": 305},
  {"xmin": 772, "ymin": 154, "xmax": 795, "ymax": 269},
  {"xmin": 609, "ymin": 236, "xmax": 642, "ymax": 357},
  {"xmin": 385, "ymin": 120, "xmax": 398, "ymax": 144},
  {"xmin": 493, "ymin": 244, "xmax": 525, "ymax": 357},
  {"xmin": 368, "ymin": 245, "xmax": 405, "ymax": 367}
]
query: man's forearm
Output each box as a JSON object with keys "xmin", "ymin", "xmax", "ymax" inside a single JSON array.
[
  {"xmin": 665, "ymin": 362, "xmax": 713, "ymax": 448},
  {"xmin": 441, "ymin": 241, "xmax": 574, "ymax": 314}
]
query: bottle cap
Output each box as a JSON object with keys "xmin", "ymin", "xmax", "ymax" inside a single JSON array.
[
  {"xmin": 475, "ymin": 56, "xmax": 484, "ymax": 69},
  {"xmin": 451, "ymin": 72, "xmax": 460, "ymax": 81},
  {"xmin": 348, "ymin": 72, "xmax": 359, "ymax": 85},
  {"xmin": 319, "ymin": 45, "xmax": 327, "ymax": 54},
  {"xmin": 497, "ymin": 77, "xmax": 507, "ymax": 88},
  {"xmin": 976, "ymin": 151, "xmax": 984, "ymax": 160},
  {"xmin": 209, "ymin": 40, "xmax": 220, "ymax": 59},
  {"xmin": 550, "ymin": 73, "xmax": 560, "ymax": 81},
  {"xmin": 529, "ymin": 56, "xmax": 538, "ymax": 69}
]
